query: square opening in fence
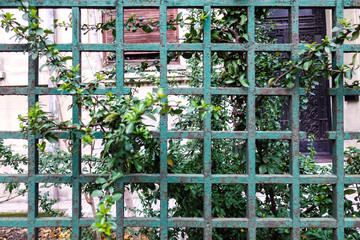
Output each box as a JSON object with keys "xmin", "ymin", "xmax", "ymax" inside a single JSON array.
[
  {"xmin": 301, "ymin": 228, "xmax": 333, "ymax": 239},
  {"xmin": 255, "ymin": 8, "xmax": 290, "ymax": 44},
  {"xmin": 168, "ymin": 95, "xmax": 205, "ymax": 131},
  {"xmin": 0, "ymin": 228, "xmax": 27, "ymax": 239},
  {"xmin": 167, "ymin": 94, "xmax": 193, "ymax": 131},
  {"xmin": 124, "ymin": 183, "xmax": 160, "ymax": 218},
  {"xmin": 81, "ymin": 51, "xmax": 115, "ymax": 85},
  {"xmin": 344, "ymin": 184, "xmax": 360, "ymax": 217},
  {"xmin": 126, "ymin": 227, "xmax": 160, "ymax": 239},
  {"xmin": 38, "ymin": 227, "xmax": 72, "ymax": 239},
  {"xmin": 212, "ymin": 184, "xmax": 247, "ymax": 218},
  {"xmin": 344, "ymin": 52, "xmax": 360, "ymax": 103},
  {"xmin": 299, "ymin": 135, "xmax": 333, "ymax": 175},
  {"xmin": 81, "ymin": 139, "xmax": 104, "ymax": 175},
  {"xmin": 300, "ymin": 184, "xmax": 333, "ymax": 218},
  {"xmin": 124, "ymin": 8, "xmax": 160, "ymax": 44},
  {"xmin": 124, "ymin": 51, "xmax": 160, "ymax": 87},
  {"xmin": 81, "ymin": 227, "xmax": 100, "ymax": 239},
  {"xmin": 211, "ymin": 95, "xmax": 247, "ymax": 131},
  {"xmin": 255, "ymin": 140, "xmax": 290, "ymax": 175},
  {"xmin": 38, "ymin": 183, "xmax": 72, "ymax": 217},
  {"xmin": 169, "ymin": 228, "xmax": 203, "ymax": 239},
  {"xmin": 81, "ymin": 8, "xmax": 114, "ymax": 44},
  {"xmin": 0, "ymin": 139, "xmax": 28, "ymax": 175},
  {"xmin": 0, "ymin": 183, "xmax": 28, "ymax": 217},
  {"xmin": 255, "ymin": 51, "xmax": 291, "ymax": 88},
  {"xmin": 38, "ymin": 144, "xmax": 72, "ymax": 175},
  {"xmin": 167, "ymin": 139, "xmax": 203, "ymax": 174},
  {"xmin": 0, "ymin": 96, "xmax": 28, "ymax": 131},
  {"xmin": 38, "ymin": 8, "xmax": 72, "ymax": 44},
  {"xmin": 167, "ymin": 51, "xmax": 203, "ymax": 88},
  {"xmin": 255, "ymin": 95, "xmax": 289, "ymax": 131},
  {"xmin": 38, "ymin": 95, "xmax": 73, "ymax": 123},
  {"xmin": 167, "ymin": 8, "xmax": 204, "ymax": 44},
  {"xmin": 211, "ymin": 7, "xmax": 248, "ymax": 44},
  {"xmin": 211, "ymin": 51, "xmax": 247, "ymax": 87},
  {"xmin": 39, "ymin": 52, "xmax": 73, "ymax": 87},
  {"xmin": 214, "ymin": 228, "xmax": 246, "ymax": 239},
  {"xmin": 211, "ymin": 139, "xmax": 246, "ymax": 174},
  {"xmin": 256, "ymin": 228, "xmax": 291, "ymax": 239},
  {"xmin": 345, "ymin": 144, "xmax": 360, "ymax": 176},
  {"xmin": 81, "ymin": 183, "xmax": 119, "ymax": 219},
  {"xmin": 299, "ymin": 8, "xmax": 332, "ymax": 44},
  {"xmin": 256, "ymin": 184, "xmax": 290, "ymax": 218},
  {"xmin": 0, "ymin": 52, "xmax": 28, "ymax": 86},
  {"xmin": 168, "ymin": 183, "xmax": 203, "ymax": 217}
]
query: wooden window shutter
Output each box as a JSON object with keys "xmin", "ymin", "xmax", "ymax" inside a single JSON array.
[{"xmin": 103, "ymin": 9, "xmax": 179, "ymax": 45}]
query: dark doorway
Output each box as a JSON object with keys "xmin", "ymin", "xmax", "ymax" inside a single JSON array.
[{"xmin": 267, "ymin": 8, "xmax": 332, "ymax": 156}]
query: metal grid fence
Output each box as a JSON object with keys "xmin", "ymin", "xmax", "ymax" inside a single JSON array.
[{"xmin": 0, "ymin": 0, "xmax": 360, "ymax": 239}]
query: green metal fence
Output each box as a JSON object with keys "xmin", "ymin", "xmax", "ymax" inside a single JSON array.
[{"xmin": 0, "ymin": 0, "xmax": 360, "ymax": 239}]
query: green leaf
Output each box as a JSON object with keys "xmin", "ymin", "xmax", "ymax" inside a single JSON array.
[
  {"xmin": 104, "ymin": 113, "xmax": 118, "ymax": 123},
  {"xmin": 286, "ymin": 80, "xmax": 295, "ymax": 88},
  {"xmin": 125, "ymin": 122, "xmax": 134, "ymax": 134},
  {"xmin": 95, "ymin": 178, "xmax": 107, "ymax": 184},
  {"xmin": 344, "ymin": 189, "xmax": 357, "ymax": 195},
  {"xmin": 303, "ymin": 61, "xmax": 312, "ymax": 71},
  {"xmin": 351, "ymin": 30, "xmax": 360, "ymax": 41},
  {"xmin": 91, "ymin": 190, "xmax": 103, "ymax": 198},
  {"xmin": 239, "ymin": 14, "xmax": 247, "ymax": 26},
  {"xmin": 239, "ymin": 75, "xmax": 249, "ymax": 87},
  {"xmin": 259, "ymin": 165, "xmax": 267, "ymax": 174},
  {"xmin": 112, "ymin": 193, "xmax": 122, "ymax": 202},
  {"xmin": 61, "ymin": 56, "xmax": 73, "ymax": 62}
]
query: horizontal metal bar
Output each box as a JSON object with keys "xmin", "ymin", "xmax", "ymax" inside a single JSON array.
[
  {"xmin": 256, "ymin": 218, "xmax": 293, "ymax": 228},
  {"xmin": 0, "ymin": 174, "xmax": 343, "ymax": 185},
  {"xmin": 300, "ymin": 218, "xmax": 337, "ymax": 228},
  {"xmin": 168, "ymin": 43, "xmax": 205, "ymax": 51},
  {"xmin": 35, "ymin": 175, "xmax": 72, "ymax": 183},
  {"xmin": 212, "ymin": 218, "xmax": 248, "ymax": 228},
  {"xmin": 211, "ymin": 175, "xmax": 248, "ymax": 184},
  {"xmin": 327, "ymin": 131, "xmax": 360, "ymax": 140},
  {"xmin": 0, "ymin": 0, "xmax": 340, "ymax": 7},
  {"xmin": 0, "ymin": 131, "xmax": 26, "ymax": 139},
  {"xmin": 345, "ymin": 175, "xmax": 360, "ymax": 184},
  {"xmin": 169, "ymin": 217, "xmax": 206, "ymax": 228},
  {"xmin": 35, "ymin": 217, "xmax": 72, "ymax": 227},
  {"xmin": 0, "ymin": 175, "xmax": 27, "ymax": 183},
  {"xmin": 256, "ymin": 175, "xmax": 293, "ymax": 184},
  {"xmin": 300, "ymin": 175, "xmax": 338, "ymax": 184},
  {"xmin": 327, "ymin": 88, "xmax": 360, "ymax": 96},
  {"xmin": 0, "ymin": 218, "xmax": 27, "ymax": 227},
  {"xmin": 123, "ymin": 217, "xmax": 160, "ymax": 228},
  {"xmin": 344, "ymin": 218, "xmax": 360, "ymax": 228},
  {"xmin": 124, "ymin": 43, "xmax": 160, "ymax": 52},
  {"xmin": 344, "ymin": 132, "xmax": 360, "ymax": 140},
  {"xmin": 168, "ymin": 174, "xmax": 204, "ymax": 183},
  {"xmin": 167, "ymin": 131, "xmax": 205, "ymax": 139}
]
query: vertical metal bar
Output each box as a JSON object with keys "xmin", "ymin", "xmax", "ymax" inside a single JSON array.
[
  {"xmin": 115, "ymin": 1, "xmax": 125, "ymax": 238},
  {"xmin": 115, "ymin": 0, "xmax": 126, "ymax": 95},
  {"xmin": 289, "ymin": 1, "xmax": 300, "ymax": 239},
  {"xmin": 71, "ymin": 6, "xmax": 82, "ymax": 239},
  {"xmin": 203, "ymin": 5, "xmax": 212, "ymax": 239},
  {"xmin": 333, "ymin": 1, "xmax": 345, "ymax": 239},
  {"xmin": 246, "ymin": 5, "xmax": 256, "ymax": 240},
  {"xmin": 27, "ymin": 53, "xmax": 39, "ymax": 240},
  {"xmin": 159, "ymin": 2, "xmax": 168, "ymax": 239}
]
